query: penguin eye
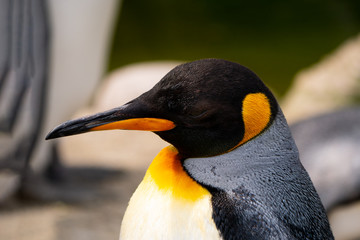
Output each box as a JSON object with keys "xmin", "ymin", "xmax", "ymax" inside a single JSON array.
[
  {"xmin": 188, "ymin": 110, "xmax": 210, "ymax": 120},
  {"xmin": 186, "ymin": 100, "xmax": 214, "ymax": 121}
]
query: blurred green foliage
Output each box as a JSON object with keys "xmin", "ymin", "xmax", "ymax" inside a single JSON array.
[{"xmin": 108, "ymin": 0, "xmax": 360, "ymax": 95}]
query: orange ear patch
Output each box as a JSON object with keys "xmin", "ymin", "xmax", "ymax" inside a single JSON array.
[
  {"xmin": 231, "ymin": 93, "xmax": 271, "ymax": 150},
  {"xmin": 147, "ymin": 146, "xmax": 209, "ymax": 202}
]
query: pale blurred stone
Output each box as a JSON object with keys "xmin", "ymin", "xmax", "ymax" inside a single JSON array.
[{"xmin": 282, "ymin": 33, "xmax": 360, "ymax": 123}]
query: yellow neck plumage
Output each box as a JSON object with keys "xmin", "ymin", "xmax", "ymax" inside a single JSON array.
[{"xmin": 146, "ymin": 145, "xmax": 209, "ymax": 201}]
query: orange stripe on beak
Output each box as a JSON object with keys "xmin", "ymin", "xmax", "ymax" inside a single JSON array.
[{"xmin": 91, "ymin": 118, "xmax": 176, "ymax": 132}]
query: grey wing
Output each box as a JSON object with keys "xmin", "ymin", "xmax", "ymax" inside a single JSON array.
[
  {"xmin": 209, "ymin": 186, "xmax": 291, "ymax": 240},
  {"xmin": 209, "ymin": 174, "xmax": 334, "ymax": 240}
]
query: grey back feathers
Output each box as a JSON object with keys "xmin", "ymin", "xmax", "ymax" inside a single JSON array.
[{"xmin": 184, "ymin": 108, "xmax": 334, "ymax": 239}]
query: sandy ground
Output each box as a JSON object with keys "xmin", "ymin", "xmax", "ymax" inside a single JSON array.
[{"xmin": 0, "ymin": 167, "xmax": 144, "ymax": 240}]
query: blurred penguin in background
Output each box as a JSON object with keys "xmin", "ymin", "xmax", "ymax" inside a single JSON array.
[
  {"xmin": 0, "ymin": 0, "xmax": 120, "ymax": 202},
  {"xmin": 0, "ymin": 0, "xmax": 49, "ymax": 202}
]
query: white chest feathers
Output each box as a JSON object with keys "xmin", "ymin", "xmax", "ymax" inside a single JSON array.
[
  {"xmin": 119, "ymin": 146, "xmax": 222, "ymax": 240},
  {"xmin": 119, "ymin": 173, "xmax": 222, "ymax": 240}
]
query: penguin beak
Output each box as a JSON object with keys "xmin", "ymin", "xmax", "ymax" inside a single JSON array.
[{"xmin": 45, "ymin": 103, "xmax": 175, "ymax": 140}]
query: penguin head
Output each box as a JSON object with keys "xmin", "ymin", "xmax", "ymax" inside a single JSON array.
[{"xmin": 46, "ymin": 59, "xmax": 278, "ymax": 158}]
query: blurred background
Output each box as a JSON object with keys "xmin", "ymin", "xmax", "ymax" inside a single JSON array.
[{"xmin": 0, "ymin": 0, "xmax": 359, "ymax": 239}]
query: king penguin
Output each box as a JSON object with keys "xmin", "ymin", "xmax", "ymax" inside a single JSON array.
[{"xmin": 46, "ymin": 59, "xmax": 334, "ymax": 240}]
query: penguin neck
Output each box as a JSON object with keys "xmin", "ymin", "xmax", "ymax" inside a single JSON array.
[
  {"xmin": 121, "ymin": 146, "xmax": 221, "ymax": 239},
  {"xmin": 145, "ymin": 145, "xmax": 210, "ymax": 202},
  {"xmin": 183, "ymin": 108, "xmax": 300, "ymax": 190}
]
